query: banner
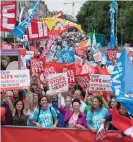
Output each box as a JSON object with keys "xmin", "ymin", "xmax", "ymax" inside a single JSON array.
[
  {"xmin": 76, "ymin": 74, "xmax": 90, "ymax": 89},
  {"xmin": 10, "ymin": 0, "xmax": 40, "ymax": 38},
  {"xmin": 30, "ymin": 58, "xmax": 45, "ymax": 74},
  {"xmin": 126, "ymin": 47, "xmax": 133, "ymax": 64},
  {"xmin": 47, "ymin": 73, "xmax": 68, "ymax": 93},
  {"xmin": 27, "ymin": 19, "xmax": 48, "ymax": 41},
  {"xmin": 93, "ymin": 52, "xmax": 102, "ymax": 62},
  {"xmin": 0, "ymin": 70, "xmax": 30, "ymax": 90},
  {"xmin": 61, "ymin": 50, "xmax": 75, "ymax": 63},
  {"xmin": 0, "ymin": 49, "xmax": 21, "ymax": 70},
  {"xmin": 107, "ymin": 48, "xmax": 118, "ymax": 61},
  {"xmin": 111, "ymin": 49, "xmax": 133, "ymax": 115},
  {"xmin": 1, "ymin": 127, "xmax": 132, "ymax": 142},
  {"xmin": 1, "ymin": 42, "xmax": 12, "ymax": 49},
  {"xmin": 41, "ymin": 30, "xmax": 59, "ymax": 57},
  {"xmin": 0, "ymin": 1, "xmax": 16, "ymax": 32},
  {"xmin": 89, "ymin": 74, "xmax": 112, "ymax": 92}
]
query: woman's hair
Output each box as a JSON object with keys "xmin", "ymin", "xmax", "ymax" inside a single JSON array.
[
  {"xmin": 38, "ymin": 96, "xmax": 48, "ymax": 107},
  {"xmin": 1, "ymin": 56, "xmax": 11, "ymax": 63},
  {"xmin": 109, "ymin": 97, "xmax": 120, "ymax": 109},
  {"xmin": 14, "ymin": 100, "xmax": 24, "ymax": 116},
  {"xmin": 91, "ymin": 95, "xmax": 103, "ymax": 112},
  {"xmin": 72, "ymin": 99, "xmax": 81, "ymax": 106}
]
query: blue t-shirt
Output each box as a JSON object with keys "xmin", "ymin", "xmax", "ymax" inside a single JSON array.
[
  {"xmin": 33, "ymin": 107, "xmax": 57, "ymax": 128},
  {"xmin": 86, "ymin": 107, "xmax": 108, "ymax": 130}
]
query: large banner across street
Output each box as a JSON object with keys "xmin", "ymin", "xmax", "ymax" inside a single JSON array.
[{"xmin": 1, "ymin": 127, "xmax": 132, "ymax": 142}]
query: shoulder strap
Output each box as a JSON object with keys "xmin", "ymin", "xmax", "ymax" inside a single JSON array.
[
  {"xmin": 49, "ymin": 107, "xmax": 54, "ymax": 123},
  {"xmin": 37, "ymin": 107, "xmax": 41, "ymax": 122}
]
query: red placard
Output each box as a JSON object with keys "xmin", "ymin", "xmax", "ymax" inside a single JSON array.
[
  {"xmin": 30, "ymin": 58, "xmax": 45, "ymax": 74},
  {"xmin": 27, "ymin": 19, "xmax": 48, "ymax": 41},
  {"xmin": 107, "ymin": 48, "xmax": 118, "ymax": 61},
  {"xmin": 76, "ymin": 74, "xmax": 90, "ymax": 89},
  {"xmin": 0, "ymin": 1, "xmax": 16, "ymax": 32}
]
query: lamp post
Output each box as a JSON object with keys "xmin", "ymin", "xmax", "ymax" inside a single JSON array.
[{"xmin": 115, "ymin": 2, "xmax": 118, "ymax": 47}]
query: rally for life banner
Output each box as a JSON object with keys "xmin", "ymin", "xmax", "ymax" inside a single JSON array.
[
  {"xmin": 107, "ymin": 48, "xmax": 118, "ymax": 61},
  {"xmin": 27, "ymin": 19, "xmax": 48, "ymax": 41},
  {"xmin": 30, "ymin": 58, "xmax": 45, "ymax": 74},
  {"xmin": 47, "ymin": 73, "xmax": 68, "ymax": 93},
  {"xmin": 89, "ymin": 74, "xmax": 112, "ymax": 92},
  {"xmin": 0, "ymin": 70, "xmax": 30, "ymax": 90},
  {"xmin": 1, "ymin": 42, "xmax": 12, "ymax": 49},
  {"xmin": 0, "ymin": 1, "xmax": 16, "ymax": 32}
]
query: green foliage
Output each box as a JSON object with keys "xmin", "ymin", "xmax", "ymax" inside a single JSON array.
[{"xmin": 77, "ymin": 1, "xmax": 133, "ymax": 44}]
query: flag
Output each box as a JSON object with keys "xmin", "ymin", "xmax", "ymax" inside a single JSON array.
[
  {"xmin": 109, "ymin": 0, "xmax": 116, "ymax": 48},
  {"xmin": 10, "ymin": 0, "xmax": 40, "ymax": 38},
  {"xmin": 111, "ymin": 49, "xmax": 133, "ymax": 115},
  {"xmin": 112, "ymin": 110, "xmax": 133, "ymax": 138},
  {"xmin": 52, "ymin": 11, "xmax": 62, "ymax": 18}
]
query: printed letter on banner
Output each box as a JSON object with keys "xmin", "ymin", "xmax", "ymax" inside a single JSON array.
[
  {"xmin": 1, "ymin": 1, "xmax": 16, "ymax": 32},
  {"xmin": 89, "ymin": 74, "xmax": 112, "ymax": 92},
  {"xmin": 27, "ymin": 19, "xmax": 48, "ymax": 41},
  {"xmin": 47, "ymin": 73, "xmax": 68, "ymax": 93},
  {"xmin": 0, "ymin": 70, "xmax": 30, "ymax": 90}
]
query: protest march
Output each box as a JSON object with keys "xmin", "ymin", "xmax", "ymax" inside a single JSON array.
[{"xmin": 0, "ymin": 0, "xmax": 133, "ymax": 142}]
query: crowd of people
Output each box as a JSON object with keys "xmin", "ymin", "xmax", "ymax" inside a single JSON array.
[{"xmin": 1, "ymin": 31, "xmax": 133, "ymax": 139}]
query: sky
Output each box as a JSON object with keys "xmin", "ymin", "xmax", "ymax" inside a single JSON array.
[{"xmin": 45, "ymin": 0, "xmax": 87, "ymax": 17}]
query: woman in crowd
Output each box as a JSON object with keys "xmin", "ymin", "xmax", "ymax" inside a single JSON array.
[
  {"xmin": 32, "ymin": 96, "xmax": 58, "ymax": 129},
  {"xmin": 58, "ymin": 95, "xmax": 72, "ymax": 127},
  {"xmin": 58, "ymin": 93, "xmax": 86, "ymax": 129},
  {"xmin": 108, "ymin": 97, "xmax": 120, "ymax": 114},
  {"xmin": 86, "ymin": 95, "xmax": 108, "ymax": 132},
  {"xmin": 5, "ymin": 96, "xmax": 28, "ymax": 126},
  {"xmin": 24, "ymin": 91, "xmax": 38, "ymax": 126}
]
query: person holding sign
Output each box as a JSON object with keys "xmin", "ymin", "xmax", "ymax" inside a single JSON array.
[
  {"xmin": 32, "ymin": 96, "xmax": 58, "ymax": 129},
  {"xmin": 58, "ymin": 93, "xmax": 86, "ymax": 129},
  {"xmin": 86, "ymin": 95, "xmax": 108, "ymax": 132}
]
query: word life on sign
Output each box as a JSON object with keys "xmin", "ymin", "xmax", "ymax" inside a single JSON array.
[
  {"xmin": 89, "ymin": 74, "xmax": 112, "ymax": 92},
  {"xmin": 0, "ymin": 70, "xmax": 30, "ymax": 90},
  {"xmin": 47, "ymin": 73, "xmax": 68, "ymax": 93}
]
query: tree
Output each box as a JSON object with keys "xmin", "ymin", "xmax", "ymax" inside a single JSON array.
[{"xmin": 77, "ymin": 1, "xmax": 133, "ymax": 45}]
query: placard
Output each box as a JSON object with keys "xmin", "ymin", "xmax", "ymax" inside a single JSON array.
[
  {"xmin": 30, "ymin": 58, "xmax": 45, "ymax": 74},
  {"xmin": 0, "ymin": 49, "xmax": 21, "ymax": 70},
  {"xmin": 93, "ymin": 52, "xmax": 102, "ymax": 62},
  {"xmin": 89, "ymin": 74, "xmax": 112, "ymax": 92},
  {"xmin": 76, "ymin": 74, "xmax": 90, "ymax": 89},
  {"xmin": 47, "ymin": 73, "xmax": 68, "ymax": 93},
  {"xmin": 126, "ymin": 47, "xmax": 133, "ymax": 64},
  {"xmin": 0, "ymin": 70, "xmax": 30, "ymax": 90},
  {"xmin": 107, "ymin": 48, "xmax": 118, "ymax": 61}
]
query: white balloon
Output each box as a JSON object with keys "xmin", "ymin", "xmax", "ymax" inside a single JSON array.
[{"xmin": 107, "ymin": 65, "xmax": 114, "ymax": 74}]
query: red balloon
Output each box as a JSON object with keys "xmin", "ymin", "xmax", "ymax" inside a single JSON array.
[
  {"xmin": 18, "ymin": 48, "xmax": 26, "ymax": 56},
  {"xmin": 0, "ymin": 107, "xmax": 6, "ymax": 118}
]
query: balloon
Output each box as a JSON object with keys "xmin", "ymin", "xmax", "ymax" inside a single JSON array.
[
  {"xmin": 107, "ymin": 65, "xmax": 114, "ymax": 74},
  {"xmin": 0, "ymin": 107, "xmax": 6, "ymax": 118},
  {"xmin": 18, "ymin": 48, "xmax": 26, "ymax": 56}
]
